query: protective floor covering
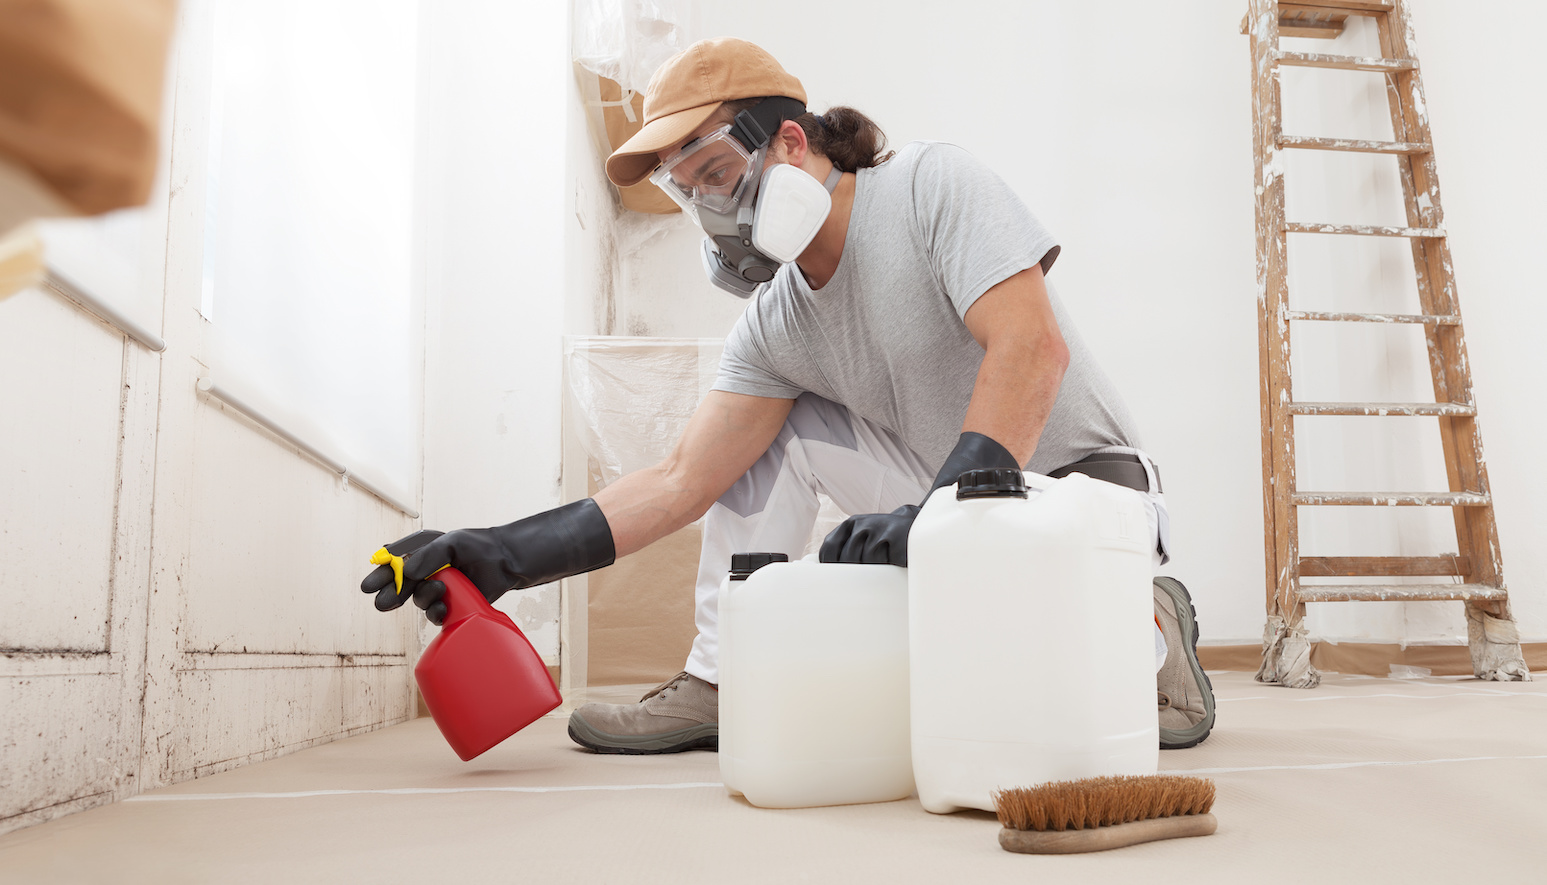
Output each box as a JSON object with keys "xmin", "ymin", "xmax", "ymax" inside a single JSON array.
[{"xmin": 2, "ymin": 672, "xmax": 1544, "ymax": 883}]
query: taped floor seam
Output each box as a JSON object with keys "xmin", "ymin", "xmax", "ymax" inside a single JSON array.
[
  {"xmin": 1218, "ymin": 691, "xmax": 1542, "ymax": 703},
  {"xmin": 1171, "ymin": 754, "xmax": 1547, "ymax": 775},
  {"xmin": 125, "ymin": 782, "xmax": 726, "ymax": 801}
]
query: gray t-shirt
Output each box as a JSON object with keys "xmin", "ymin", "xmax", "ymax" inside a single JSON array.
[{"xmin": 712, "ymin": 141, "xmax": 1141, "ymax": 475}]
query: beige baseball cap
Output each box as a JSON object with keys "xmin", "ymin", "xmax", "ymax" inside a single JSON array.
[{"xmin": 605, "ymin": 37, "xmax": 806, "ymax": 188}]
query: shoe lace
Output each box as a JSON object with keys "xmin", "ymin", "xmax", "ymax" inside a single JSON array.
[
  {"xmin": 1157, "ymin": 690, "xmax": 1173, "ymax": 710},
  {"xmin": 640, "ymin": 671, "xmax": 690, "ymax": 703}
]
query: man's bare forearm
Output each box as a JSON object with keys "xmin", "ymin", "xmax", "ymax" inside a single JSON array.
[{"xmin": 592, "ymin": 461, "xmax": 712, "ymax": 559}]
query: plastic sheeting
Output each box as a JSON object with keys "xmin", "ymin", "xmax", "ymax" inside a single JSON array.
[
  {"xmin": 572, "ymin": 0, "xmax": 690, "ymax": 215},
  {"xmin": 564, "ymin": 337, "xmax": 722, "ymax": 685},
  {"xmin": 566, "ymin": 336, "xmax": 724, "ymax": 491},
  {"xmin": 572, "ymin": 0, "xmax": 690, "ymax": 96}
]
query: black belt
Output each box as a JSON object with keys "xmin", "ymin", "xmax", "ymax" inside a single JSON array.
[{"xmin": 1047, "ymin": 452, "xmax": 1160, "ymax": 494}]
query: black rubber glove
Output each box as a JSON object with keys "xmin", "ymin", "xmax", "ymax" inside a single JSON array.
[
  {"xmin": 819, "ymin": 431, "xmax": 1021, "ymax": 566},
  {"xmin": 361, "ymin": 498, "xmax": 616, "ymax": 625}
]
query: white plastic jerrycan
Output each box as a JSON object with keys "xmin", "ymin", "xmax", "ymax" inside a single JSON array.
[
  {"xmin": 908, "ymin": 467, "xmax": 1157, "ymax": 814},
  {"xmin": 718, "ymin": 554, "xmax": 915, "ymax": 808}
]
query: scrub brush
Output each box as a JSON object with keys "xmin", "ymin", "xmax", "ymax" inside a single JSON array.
[{"xmin": 992, "ymin": 774, "xmax": 1217, "ymax": 854}]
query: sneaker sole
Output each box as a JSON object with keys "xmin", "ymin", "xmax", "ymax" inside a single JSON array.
[
  {"xmin": 1155, "ymin": 576, "xmax": 1216, "ymax": 750},
  {"xmin": 566, "ymin": 716, "xmax": 718, "ymax": 755}
]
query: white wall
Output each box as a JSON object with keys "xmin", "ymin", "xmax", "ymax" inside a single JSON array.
[
  {"xmin": 1406, "ymin": 2, "xmax": 1547, "ymax": 643},
  {"xmin": 419, "ymin": 0, "xmax": 574, "ymax": 659},
  {"xmin": 0, "ymin": 0, "xmax": 421, "ymax": 835},
  {"xmin": 585, "ymin": 0, "xmax": 1547, "ymax": 645}
]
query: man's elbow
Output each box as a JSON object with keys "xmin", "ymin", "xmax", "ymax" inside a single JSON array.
[
  {"xmin": 1046, "ymin": 333, "xmax": 1071, "ymax": 378},
  {"xmin": 1034, "ymin": 329, "xmax": 1070, "ymax": 390},
  {"xmin": 985, "ymin": 329, "xmax": 1067, "ymax": 391}
]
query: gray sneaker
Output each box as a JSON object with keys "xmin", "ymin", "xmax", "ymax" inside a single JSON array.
[
  {"xmin": 1155, "ymin": 577, "xmax": 1216, "ymax": 749},
  {"xmin": 567, "ymin": 671, "xmax": 719, "ymax": 755}
]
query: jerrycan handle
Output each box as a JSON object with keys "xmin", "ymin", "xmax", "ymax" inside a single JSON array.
[{"xmin": 430, "ymin": 567, "xmax": 495, "ymax": 628}]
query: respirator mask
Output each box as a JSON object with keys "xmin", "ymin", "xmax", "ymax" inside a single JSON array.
[{"xmin": 650, "ymin": 98, "xmax": 843, "ymax": 298}]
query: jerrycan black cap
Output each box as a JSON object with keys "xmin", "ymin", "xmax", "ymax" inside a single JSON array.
[
  {"xmin": 729, "ymin": 552, "xmax": 789, "ymax": 580},
  {"xmin": 956, "ymin": 467, "xmax": 1029, "ymax": 500}
]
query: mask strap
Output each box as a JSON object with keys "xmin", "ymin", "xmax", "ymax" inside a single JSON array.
[
  {"xmin": 729, "ymin": 96, "xmax": 807, "ymax": 150},
  {"xmin": 822, "ymin": 166, "xmax": 842, "ymax": 192}
]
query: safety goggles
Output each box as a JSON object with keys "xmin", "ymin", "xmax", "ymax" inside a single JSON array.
[{"xmin": 649, "ymin": 125, "xmax": 763, "ymax": 218}]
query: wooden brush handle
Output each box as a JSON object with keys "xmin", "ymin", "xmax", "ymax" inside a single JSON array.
[{"xmin": 999, "ymin": 813, "xmax": 1217, "ymax": 854}]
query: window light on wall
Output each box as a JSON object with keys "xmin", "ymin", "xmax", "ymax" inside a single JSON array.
[{"xmin": 200, "ymin": 0, "xmax": 422, "ymax": 513}]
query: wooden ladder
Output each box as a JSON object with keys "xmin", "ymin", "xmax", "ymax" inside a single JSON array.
[{"xmin": 1243, "ymin": 0, "xmax": 1530, "ymax": 687}]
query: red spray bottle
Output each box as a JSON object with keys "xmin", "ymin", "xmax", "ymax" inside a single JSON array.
[
  {"xmin": 414, "ymin": 566, "xmax": 562, "ymax": 760},
  {"xmin": 373, "ymin": 531, "xmax": 561, "ymax": 761}
]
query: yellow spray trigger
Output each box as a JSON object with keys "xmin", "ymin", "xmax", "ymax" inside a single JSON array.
[
  {"xmin": 371, "ymin": 547, "xmax": 408, "ymax": 595},
  {"xmin": 371, "ymin": 547, "xmax": 453, "ymax": 597}
]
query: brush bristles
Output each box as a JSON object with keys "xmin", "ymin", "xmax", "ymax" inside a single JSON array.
[{"xmin": 993, "ymin": 775, "xmax": 1215, "ymax": 832}]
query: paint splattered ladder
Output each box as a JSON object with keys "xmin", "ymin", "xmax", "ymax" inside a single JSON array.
[{"xmin": 1242, "ymin": 0, "xmax": 1529, "ymax": 688}]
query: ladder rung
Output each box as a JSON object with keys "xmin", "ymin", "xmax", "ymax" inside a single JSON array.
[
  {"xmin": 1286, "ymin": 0, "xmax": 1394, "ymax": 11},
  {"xmin": 1286, "ymin": 311, "xmax": 1461, "ymax": 325},
  {"xmin": 1278, "ymin": 135, "xmax": 1431, "ymax": 155},
  {"xmin": 1286, "ymin": 401, "xmax": 1476, "ymax": 417},
  {"xmin": 1242, "ymin": 2, "xmax": 1394, "ymax": 36},
  {"xmin": 1297, "ymin": 583, "xmax": 1507, "ymax": 603},
  {"xmin": 1291, "ymin": 491, "xmax": 1490, "ymax": 506},
  {"xmin": 1281, "ymin": 20, "xmax": 1344, "ymax": 40},
  {"xmin": 1279, "ymin": 7, "xmax": 1348, "ymax": 39},
  {"xmin": 1276, "ymin": 51, "xmax": 1417, "ymax": 73},
  {"xmin": 1285, "ymin": 222, "xmax": 1445, "ymax": 238},
  {"xmin": 1300, "ymin": 555, "xmax": 1471, "ymax": 577}
]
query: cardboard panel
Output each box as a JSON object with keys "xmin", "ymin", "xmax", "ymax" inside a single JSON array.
[
  {"xmin": 586, "ymin": 524, "xmax": 701, "ymax": 686},
  {"xmin": 597, "ymin": 76, "xmax": 679, "ymax": 215}
]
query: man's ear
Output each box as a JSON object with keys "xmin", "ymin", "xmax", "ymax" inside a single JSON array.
[{"xmin": 774, "ymin": 119, "xmax": 809, "ymax": 166}]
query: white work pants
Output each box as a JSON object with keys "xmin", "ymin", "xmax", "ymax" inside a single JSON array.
[{"xmin": 684, "ymin": 393, "xmax": 1171, "ymax": 685}]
